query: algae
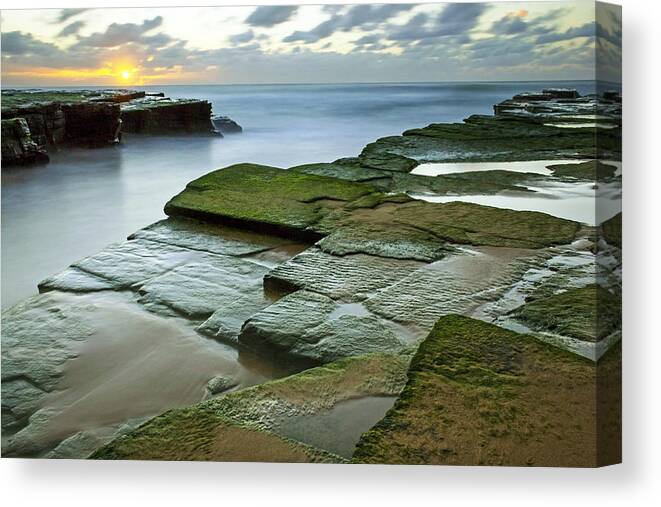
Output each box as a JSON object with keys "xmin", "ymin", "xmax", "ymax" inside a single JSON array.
[{"xmin": 353, "ymin": 315, "xmax": 618, "ymax": 467}]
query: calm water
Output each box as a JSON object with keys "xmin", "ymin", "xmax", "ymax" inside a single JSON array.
[{"xmin": 2, "ymin": 81, "xmax": 601, "ymax": 308}]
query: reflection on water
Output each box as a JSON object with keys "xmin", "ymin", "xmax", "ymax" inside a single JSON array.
[
  {"xmin": 272, "ymin": 396, "xmax": 397, "ymax": 458},
  {"xmin": 412, "ymin": 159, "xmax": 622, "ymax": 177},
  {"xmin": 411, "ymin": 179, "xmax": 621, "ymax": 225}
]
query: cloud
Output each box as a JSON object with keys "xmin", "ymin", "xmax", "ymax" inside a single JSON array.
[
  {"xmin": 229, "ymin": 30, "xmax": 255, "ymax": 44},
  {"xmin": 57, "ymin": 20, "xmax": 85, "ymax": 38},
  {"xmin": 490, "ymin": 14, "xmax": 528, "ymax": 35},
  {"xmin": 1, "ymin": 31, "xmax": 61, "ymax": 56},
  {"xmin": 384, "ymin": 3, "xmax": 487, "ymax": 43},
  {"xmin": 245, "ymin": 6, "xmax": 298, "ymax": 27},
  {"xmin": 435, "ymin": 3, "xmax": 489, "ymax": 36},
  {"xmin": 2, "ymin": 4, "xmax": 609, "ymax": 86},
  {"xmin": 386, "ymin": 13, "xmax": 430, "ymax": 41},
  {"xmin": 75, "ymin": 16, "xmax": 164, "ymax": 47},
  {"xmin": 355, "ymin": 34, "xmax": 381, "ymax": 45},
  {"xmin": 536, "ymin": 22, "xmax": 595, "ymax": 44},
  {"xmin": 284, "ymin": 4, "xmax": 413, "ymax": 44},
  {"xmin": 56, "ymin": 8, "xmax": 88, "ymax": 23}
]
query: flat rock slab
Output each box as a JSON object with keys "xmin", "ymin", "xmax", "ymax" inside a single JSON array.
[
  {"xmin": 39, "ymin": 218, "xmax": 303, "ymax": 337},
  {"xmin": 353, "ymin": 315, "xmax": 621, "ymax": 467},
  {"xmin": 360, "ymin": 115, "xmax": 620, "ymax": 163},
  {"xmin": 239, "ymin": 290, "xmax": 408, "ymax": 365},
  {"xmin": 316, "ymin": 223, "xmax": 454, "ymax": 262},
  {"xmin": 130, "ymin": 217, "xmax": 293, "ymax": 256},
  {"xmin": 364, "ymin": 246, "xmax": 540, "ymax": 330},
  {"xmin": 1, "ymin": 293, "xmax": 95, "ymax": 432},
  {"xmin": 93, "ymin": 352, "xmax": 410, "ymax": 461},
  {"xmin": 264, "ymin": 247, "xmax": 425, "ymax": 299},
  {"xmin": 137, "ymin": 259, "xmax": 270, "ymax": 319},
  {"xmin": 165, "ymin": 163, "xmax": 375, "ymax": 239},
  {"xmin": 165, "ymin": 164, "xmax": 580, "ymax": 263},
  {"xmin": 508, "ymin": 284, "xmax": 621, "ymax": 342}
]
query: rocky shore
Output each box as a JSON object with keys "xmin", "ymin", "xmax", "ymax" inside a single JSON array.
[
  {"xmin": 1, "ymin": 88, "xmax": 621, "ymax": 465},
  {"xmin": 1, "ymin": 89, "xmax": 240, "ymax": 166}
]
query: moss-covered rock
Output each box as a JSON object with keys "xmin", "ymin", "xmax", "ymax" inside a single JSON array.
[
  {"xmin": 391, "ymin": 200, "xmax": 580, "ymax": 248},
  {"xmin": 509, "ymin": 284, "xmax": 621, "ymax": 342},
  {"xmin": 290, "ymin": 161, "xmax": 388, "ymax": 182},
  {"xmin": 92, "ymin": 352, "xmax": 410, "ymax": 461},
  {"xmin": 165, "ymin": 164, "xmax": 375, "ymax": 240},
  {"xmin": 353, "ymin": 315, "xmax": 619, "ymax": 467},
  {"xmin": 361, "ymin": 115, "xmax": 621, "ymax": 164},
  {"xmin": 292, "ymin": 160, "xmax": 535, "ymax": 196},
  {"xmin": 166, "ymin": 164, "xmax": 579, "ymax": 252},
  {"xmin": 91, "ymin": 411, "xmax": 339, "ymax": 462},
  {"xmin": 546, "ymin": 160, "xmax": 618, "ymax": 180}
]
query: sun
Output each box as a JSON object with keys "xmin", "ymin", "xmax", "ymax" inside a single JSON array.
[{"xmin": 120, "ymin": 70, "xmax": 131, "ymax": 80}]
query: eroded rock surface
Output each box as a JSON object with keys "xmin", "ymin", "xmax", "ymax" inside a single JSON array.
[{"xmin": 240, "ymin": 290, "xmax": 408, "ymax": 365}]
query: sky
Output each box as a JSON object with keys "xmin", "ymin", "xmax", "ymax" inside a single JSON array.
[{"xmin": 0, "ymin": 2, "xmax": 622, "ymax": 86}]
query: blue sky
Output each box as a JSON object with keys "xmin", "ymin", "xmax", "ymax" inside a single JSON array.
[{"xmin": 0, "ymin": 2, "xmax": 622, "ymax": 85}]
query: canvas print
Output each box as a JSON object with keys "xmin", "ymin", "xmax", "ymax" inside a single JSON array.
[{"xmin": 1, "ymin": 2, "xmax": 621, "ymax": 466}]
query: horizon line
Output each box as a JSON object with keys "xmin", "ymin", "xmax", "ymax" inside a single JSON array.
[{"xmin": 2, "ymin": 78, "xmax": 621, "ymax": 89}]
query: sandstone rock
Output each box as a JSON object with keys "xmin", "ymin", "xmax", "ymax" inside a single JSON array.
[
  {"xmin": 239, "ymin": 290, "xmax": 407, "ymax": 365},
  {"xmin": 137, "ymin": 259, "xmax": 269, "ymax": 319},
  {"xmin": 196, "ymin": 296, "xmax": 274, "ymax": 345},
  {"xmin": 129, "ymin": 217, "xmax": 292, "ymax": 256},
  {"xmin": 1, "ymin": 118, "xmax": 49, "ymax": 166},
  {"xmin": 61, "ymin": 102, "xmax": 121, "ymax": 145},
  {"xmin": 363, "ymin": 246, "xmax": 539, "ymax": 330},
  {"xmin": 1, "ymin": 293, "xmax": 95, "ymax": 432},
  {"xmin": 316, "ymin": 224, "xmax": 453, "ymax": 262},
  {"xmin": 121, "ymin": 98, "xmax": 215, "ymax": 134},
  {"xmin": 39, "ymin": 218, "xmax": 292, "ymax": 328},
  {"xmin": 206, "ymin": 375, "xmax": 238, "ymax": 395},
  {"xmin": 264, "ymin": 247, "xmax": 424, "ymax": 299}
]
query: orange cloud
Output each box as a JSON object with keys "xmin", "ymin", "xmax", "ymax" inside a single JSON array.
[{"xmin": 509, "ymin": 9, "xmax": 529, "ymax": 18}]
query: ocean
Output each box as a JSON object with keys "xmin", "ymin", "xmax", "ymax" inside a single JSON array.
[{"xmin": 1, "ymin": 81, "xmax": 609, "ymax": 308}]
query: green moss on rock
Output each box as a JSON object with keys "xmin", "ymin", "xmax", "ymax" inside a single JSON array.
[
  {"xmin": 165, "ymin": 163, "xmax": 375, "ymax": 240},
  {"xmin": 509, "ymin": 284, "xmax": 621, "ymax": 342},
  {"xmin": 362, "ymin": 115, "xmax": 621, "ymax": 163},
  {"xmin": 546, "ymin": 160, "xmax": 618, "ymax": 180},
  {"xmin": 392, "ymin": 200, "xmax": 580, "ymax": 248},
  {"xmin": 353, "ymin": 315, "xmax": 614, "ymax": 467},
  {"xmin": 166, "ymin": 164, "xmax": 579, "ymax": 252}
]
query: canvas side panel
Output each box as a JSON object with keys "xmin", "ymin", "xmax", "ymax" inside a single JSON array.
[{"xmin": 596, "ymin": 1, "xmax": 622, "ymax": 467}]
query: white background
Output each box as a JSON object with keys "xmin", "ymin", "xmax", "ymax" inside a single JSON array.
[{"xmin": 1, "ymin": 0, "xmax": 658, "ymax": 505}]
